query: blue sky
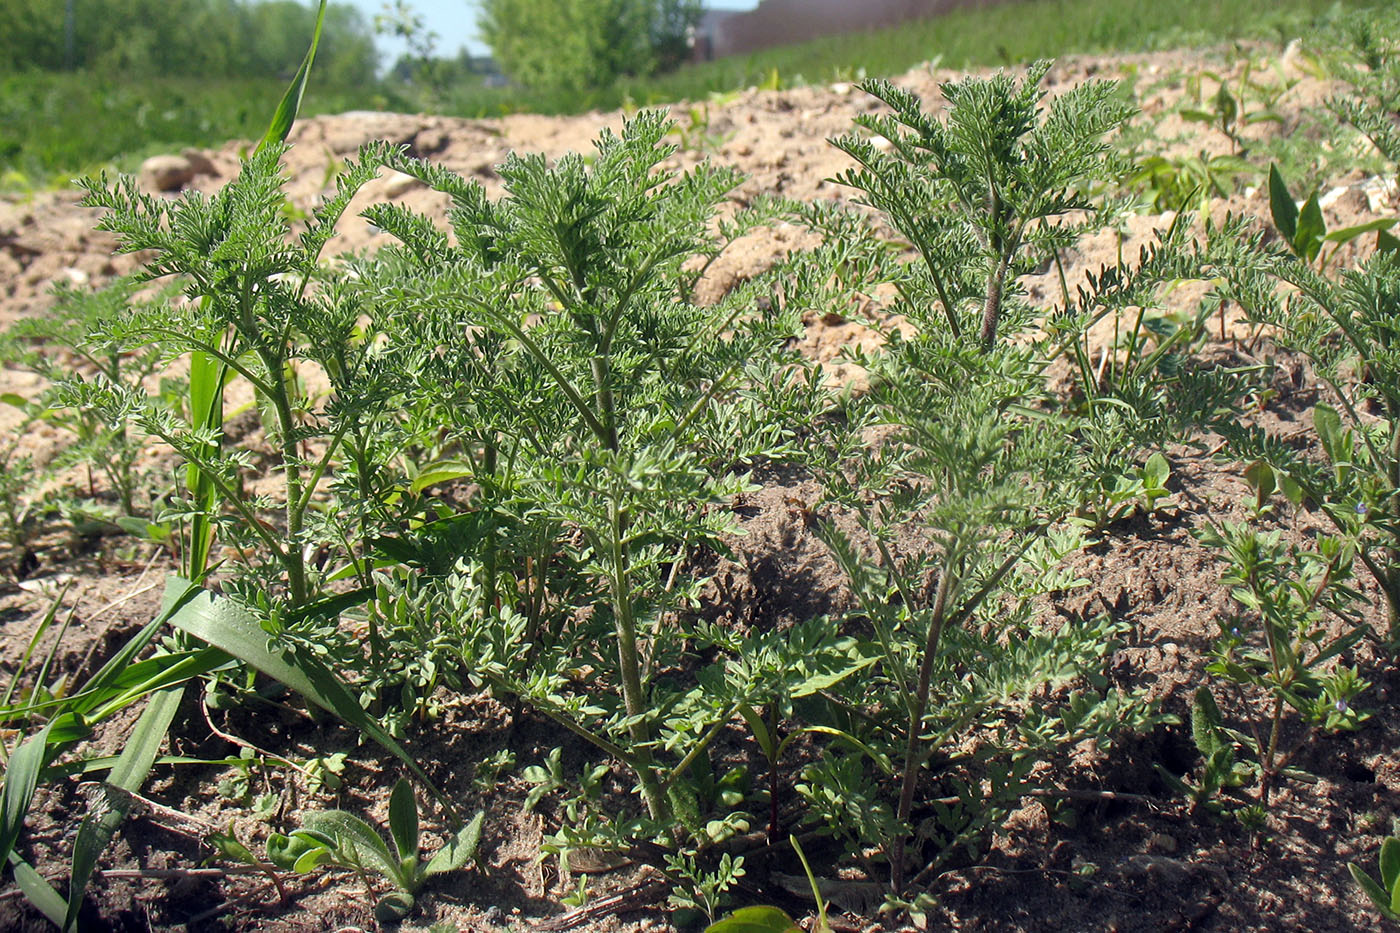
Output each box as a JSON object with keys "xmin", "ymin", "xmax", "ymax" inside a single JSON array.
[{"xmin": 349, "ymin": 0, "xmax": 760, "ymax": 62}]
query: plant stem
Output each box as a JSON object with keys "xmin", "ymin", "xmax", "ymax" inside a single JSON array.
[
  {"xmin": 893, "ymin": 547, "xmax": 956, "ymax": 892},
  {"xmin": 609, "ymin": 495, "xmax": 669, "ymax": 821}
]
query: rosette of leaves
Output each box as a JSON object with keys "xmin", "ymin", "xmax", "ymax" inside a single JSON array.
[{"xmin": 215, "ymin": 778, "xmax": 484, "ymax": 922}]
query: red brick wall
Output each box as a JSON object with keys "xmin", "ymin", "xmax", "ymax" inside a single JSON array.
[{"xmin": 704, "ymin": 0, "xmax": 1014, "ymax": 59}]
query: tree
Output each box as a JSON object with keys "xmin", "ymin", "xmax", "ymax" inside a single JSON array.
[
  {"xmin": 478, "ymin": 0, "xmax": 700, "ymax": 94},
  {"xmin": 0, "ymin": 0, "xmax": 377, "ymax": 86}
]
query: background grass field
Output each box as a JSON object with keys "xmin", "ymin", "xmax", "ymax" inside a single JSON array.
[{"xmin": 0, "ymin": 0, "xmax": 1375, "ymax": 190}]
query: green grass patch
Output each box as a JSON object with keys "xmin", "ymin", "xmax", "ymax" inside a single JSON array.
[
  {"xmin": 0, "ymin": 72, "xmax": 401, "ymax": 190},
  {"xmin": 434, "ymin": 0, "xmax": 1376, "ymax": 116},
  {"xmin": 0, "ymin": 0, "xmax": 1376, "ymax": 190}
]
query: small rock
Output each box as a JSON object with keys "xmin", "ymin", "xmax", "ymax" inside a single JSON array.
[
  {"xmin": 139, "ymin": 154, "xmax": 195, "ymax": 192},
  {"xmin": 1120, "ymin": 853, "xmax": 1191, "ymax": 886},
  {"xmin": 181, "ymin": 148, "xmax": 218, "ymax": 177},
  {"xmin": 1147, "ymin": 832, "xmax": 1178, "ymax": 854},
  {"xmin": 59, "ymin": 267, "xmax": 88, "ymax": 287}
]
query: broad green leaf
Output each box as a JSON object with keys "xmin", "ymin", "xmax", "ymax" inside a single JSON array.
[
  {"xmin": 0, "ymin": 720, "xmax": 54, "ymax": 864},
  {"xmin": 388, "ymin": 778, "xmax": 419, "ymax": 864},
  {"xmin": 8, "ymin": 853, "xmax": 67, "ymax": 925},
  {"xmin": 1244, "ymin": 460, "xmax": 1275, "ymax": 506},
  {"xmin": 1313, "ymin": 405, "xmax": 1345, "ymax": 465},
  {"xmin": 256, "ymin": 0, "xmax": 328, "ymax": 153},
  {"xmin": 424, "ymin": 810, "xmax": 485, "ymax": 877},
  {"xmin": 1296, "ymin": 191, "xmax": 1326, "ymax": 263},
  {"xmin": 65, "ymin": 684, "xmax": 185, "ymax": 931},
  {"xmin": 205, "ymin": 831, "xmax": 259, "ymax": 867},
  {"xmin": 1379, "ymin": 229, "xmax": 1400, "ymax": 254},
  {"xmin": 737, "ymin": 705, "xmax": 773, "ymax": 759},
  {"xmin": 115, "ymin": 516, "xmax": 171, "ymax": 543},
  {"xmin": 704, "ymin": 906, "xmax": 803, "ymax": 933},
  {"xmin": 160, "ymin": 577, "xmax": 459, "ymax": 821},
  {"xmin": 1214, "ymin": 85, "xmax": 1238, "ymax": 129},
  {"xmin": 268, "ymin": 832, "xmax": 330, "ymax": 871},
  {"xmin": 1323, "ymin": 217, "xmax": 1396, "ymax": 243},
  {"xmin": 1268, "ymin": 164, "xmax": 1297, "ymax": 245},
  {"xmin": 1382, "ymin": 837, "xmax": 1400, "ymax": 893},
  {"xmin": 303, "ymin": 811, "xmax": 401, "ymax": 883},
  {"xmin": 1351, "ymin": 863, "xmax": 1397, "ymax": 919},
  {"xmin": 790, "ymin": 648, "xmax": 880, "ymax": 697},
  {"xmin": 1141, "ymin": 452, "xmax": 1170, "ymax": 490},
  {"xmin": 410, "ymin": 460, "xmax": 475, "ymax": 494},
  {"xmin": 1278, "ymin": 471, "xmax": 1304, "ymax": 506},
  {"xmin": 375, "ymin": 892, "xmax": 416, "ymax": 924},
  {"xmin": 1191, "ymin": 686, "xmax": 1223, "ymax": 759}
]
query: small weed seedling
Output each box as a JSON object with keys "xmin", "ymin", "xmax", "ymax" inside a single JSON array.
[
  {"xmin": 1189, "ymin": 523, "xmax": 1371, "ymax": 809},
  {"xmin": 212, "ymin": 778, "xmax": 485, "ymax": 922},
  {"xmin": 1350, "ymin": 833, "xmax": 1400, "ymax": 922}
]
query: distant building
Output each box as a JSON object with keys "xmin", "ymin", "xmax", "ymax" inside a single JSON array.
[{"xmin": 694, "ymin": 0, "xmax": 1008, "ymax": 60}]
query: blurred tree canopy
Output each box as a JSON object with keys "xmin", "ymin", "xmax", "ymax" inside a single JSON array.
[
  {"xmin": 478, "ymin": 0, "xmax": 700, "ymax": 93},
  {"xmin": 0, "ymin": 0, "xmax": 378, "ymax": 85}
]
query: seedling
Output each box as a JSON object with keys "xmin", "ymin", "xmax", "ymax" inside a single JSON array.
[
  {"xmin": 1268, "ymin": 164, "xmax": 1395, "ymax": 270},
  {"xmin": 1350, "ymin": 834, "xmax": 1400, "ymax": 922},
  {"xmin": 216, "ymin": 778, "xmax": 485, "ymax": 922}
]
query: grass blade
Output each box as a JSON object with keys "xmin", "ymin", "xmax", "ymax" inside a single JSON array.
[
  {"xmin": 160, "ymin": 577, "xmax": 460, "ymax": 822},
  {"xmin": 0, "ymin": 582, "xmax": 73, "ymax": 713},
  {"xmin": 184, "ymin": 350, "xmax": 226, "ymax": 581},
  {"xmin": 63, "ymin": 684, "xmax": 185, "ymax": 931},
  {"xmin": 8, "ymin": 853, "xmax": 67, "ymax": 925},
  {"xmin": 0, "ymin": 720, "xmax": 54, "ymax": 864},
  {"xmin": 256, "ymin": 0, "xmax": 328, "ymax": 154}
]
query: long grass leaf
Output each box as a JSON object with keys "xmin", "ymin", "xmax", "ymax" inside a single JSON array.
[
  {"xmin": 255, "ymin": 0, "xmax": 328, "ymax": 154},
  {"xmin": 0, "ymin": 582, "xmax": 72, "ymax": 713},
  {"xmin": 69, "ymin": 581, "xmax": 202, "ymax": 718},
  {"xmin": 7, "ymin": 853, "xmax": 67, "ymax": 925},
  {"xmin": 63, "ymin": 684, "xmax": 184, "ymax": 931},
  {"xmin": 160, "ymin": 578, "xmax": 460, "ymax": 821},
  {"xmin": 0, "ymin": 720, "xmax": 54, "ymax": 863},
  {"xmin": 184, "ymin": 350, "xmax": 225, "ymax": 581}
]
